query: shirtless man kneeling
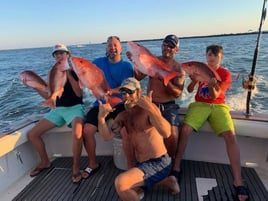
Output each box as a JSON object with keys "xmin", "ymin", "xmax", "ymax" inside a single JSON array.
[{"xmin": 98, "ymin": 78, "xmax": 179, "ymax": 201}]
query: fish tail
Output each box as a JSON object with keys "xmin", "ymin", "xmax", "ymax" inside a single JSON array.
[
  {"xmin": 163, "ymin": 72, "xmax": 181, "ymax": 86},
  {"xmin": 42, "ymin": 98, "xmax": 56, "ymax": 109},
  {"xmin": 41, "ymin": 93, "xmax": 59, "ymax": 108}
]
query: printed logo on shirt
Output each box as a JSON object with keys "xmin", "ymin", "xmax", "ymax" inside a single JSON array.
[{"xmin": 198, "ymin": 83, "xmax": 210, "ymax": 99}]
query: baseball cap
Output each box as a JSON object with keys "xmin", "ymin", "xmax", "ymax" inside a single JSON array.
[
  {"xmin": 120, "ymin": 78, "xmax": 141, "ymax": 91},
  {"xmin": 163, "ymin": 34, "xmax": 179, "ymax": 48},
  {"xmin": 52, "ymin": 44, "xmax": 69, "ymax": 56}
]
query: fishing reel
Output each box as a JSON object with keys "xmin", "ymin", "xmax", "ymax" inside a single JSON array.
[{"xmin": 242, "ymin": 75, "xmax": 256, "ymax": 91}]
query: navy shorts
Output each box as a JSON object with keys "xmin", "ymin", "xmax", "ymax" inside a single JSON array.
[
  {"xmin": 153, "ymin": 101, "xmax": 180, "ymax": 126},
  {"xmin": 135, "ymin": 154, "xmax": 172, "ymax": 190},
  {"xmin": 85, "ymin": 103, "xmax": 125, "ymax": 127}
]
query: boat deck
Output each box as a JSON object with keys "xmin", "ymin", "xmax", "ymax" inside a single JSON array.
[{"xmin": 13, "ymin": 156, "xmax": 268, "ymax": 201}]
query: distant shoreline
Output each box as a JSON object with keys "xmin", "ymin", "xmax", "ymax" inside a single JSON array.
[
  {"xmin": 119, "ymin": 30, "xmax": 268, "ymax": 43},
  {"xmin": 3, "ymin": 31, "xmax": 267, "ymax": 50}
]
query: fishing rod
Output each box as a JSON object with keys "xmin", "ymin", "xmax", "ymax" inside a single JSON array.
[{"xmin": 245, "ymin": 0, "xmax": 267, "ymax": 116}]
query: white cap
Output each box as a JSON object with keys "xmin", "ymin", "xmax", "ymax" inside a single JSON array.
[
  {"xmin": 120, "ymin": 78, "xmax": 141, "ymax": 91},
  {"xmin": 52, "ymin": 44, "xmax": 69, "ymax": 56}
]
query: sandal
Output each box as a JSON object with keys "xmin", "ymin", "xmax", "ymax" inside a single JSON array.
[
  {"xmin": 81, "ymin": 164, "xmax": 101, "ymax": 179},
  {"xmin": 234, "ymin": 185, "xmax": 249, "ymax": 201}
]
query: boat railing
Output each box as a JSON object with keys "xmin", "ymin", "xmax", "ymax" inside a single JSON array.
[{"xmin": 1, "ymin": 107, "xmax": 267, "ymax": 159}]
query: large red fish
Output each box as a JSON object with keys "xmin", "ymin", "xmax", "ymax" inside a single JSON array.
[
  {"xmin": 180, "ymin": 61, "xmax": 222, "ymax": 83},
  {"xmin": 127, "ymin": 41, "xmax": 181, "ymax": 86},
  {"xmin": 19, "ymin": 70, "xmax": 48, "ymax": 93},
  {"xmin": 42, "ymin": 59, "xmax": 68, "ymax": 108},
  {"xmin": 71, "ymin": 57, "xmax": 122, "ymax": 107}
]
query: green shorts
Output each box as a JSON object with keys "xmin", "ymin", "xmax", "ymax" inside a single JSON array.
[
  {"xmin": 45, "ymin": 104, "xmax": 85, "ymax": 128},
  {"xmin": 184, "ymin": 102, "xmax": 234, "ymax": 136}
]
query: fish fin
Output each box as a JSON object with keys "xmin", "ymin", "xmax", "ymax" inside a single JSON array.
[
  {"xmin": 41, "ymin": 90, "xmax": 63, "ymax": 109},
  {"xmin": 163, "ymin": 72, "xmax": 181, "ymax": 86}
]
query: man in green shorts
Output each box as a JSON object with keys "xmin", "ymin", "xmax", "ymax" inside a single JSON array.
[{"xmin": 173, "ymin": 45, "xmax": 249, "ymax": 201}]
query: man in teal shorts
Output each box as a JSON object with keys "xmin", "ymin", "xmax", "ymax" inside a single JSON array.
[
  {"xmin": 27, "ymin": 44, "xmax": 85, "ymax": 183},
  {"xmin": 173, "ymin": 45, "xmax": 249, "ymax": 201}
]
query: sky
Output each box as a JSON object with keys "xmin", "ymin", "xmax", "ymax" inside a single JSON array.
[{"xmin": 0, "ymin": 0, "xmax": 267, "ymax": 50}]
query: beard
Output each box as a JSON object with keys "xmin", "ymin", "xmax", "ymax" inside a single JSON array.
[
  {"xmin": 124, "ymin": 99, "xmax": 138, "ymax": 110},
  {"xmin": 106, "ymin": 50, "xmax": 119, "ymax": 60}
]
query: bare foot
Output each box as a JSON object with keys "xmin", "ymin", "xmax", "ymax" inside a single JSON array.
[
  {"xmin": 30, "ymin": 163, "xmax": 51, "ymax": 177},
  {"xmin": 167, "ymin": 175, "xmax": 180, "ymax": 195},
  {"xmin": 155, "ymin": 174, "xmax": 180, "ymax": 195},
  {"xmin": 72, "ymin": 172, "xmax": 82, "ymax": 183}
]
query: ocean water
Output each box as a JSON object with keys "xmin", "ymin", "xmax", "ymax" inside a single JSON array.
[{"xmin": 0, "ymin": 33, "xmax": 267, "ymax": 130}]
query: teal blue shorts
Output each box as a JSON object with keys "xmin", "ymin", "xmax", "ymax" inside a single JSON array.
[
  {"xmin": 184, "ymin": 102, "xmax": 234, "ymax": 136},
  {"xmin": 45, "ymin": 104, "xmax": 85, "ymax": 128}
]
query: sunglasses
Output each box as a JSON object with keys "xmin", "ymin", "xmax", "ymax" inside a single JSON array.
[
  {"xmin": 162, "ymin": 42, "xmax": 176, "ymax": 49},
  {"xmin": 54, "ymin": 51, "xmax": 67, "ymax": 55},
  {"xmin": 120, "ymin": 88, "xmax": 136, "ymax": 95},
  {"xmin": 107, "ymin": 36, "xmax": 120, "ymax": 42}
]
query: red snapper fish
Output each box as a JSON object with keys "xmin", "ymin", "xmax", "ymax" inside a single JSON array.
[
  {"xmin": 71, "ymin": 56, "xmax": 122, "ymax": 107},
  {"xmin": 127, "ymin": 41, "xmax": 181, "ymax": 86},
  {"xmin": 19, "ymin": 70, "xmax": 48, "ymax": 93},
  {"xmin": 180, "ymin": 61, "xmax": 222, "ymax": 83},
  {"xmin": 42, "ymin": 59, "xmax": 68, "ymax": 108}
]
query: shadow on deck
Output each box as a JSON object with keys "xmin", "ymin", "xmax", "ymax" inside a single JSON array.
[{"xmin": 13, "ymin": 156, "xmax": 268, "ymax": 201}]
